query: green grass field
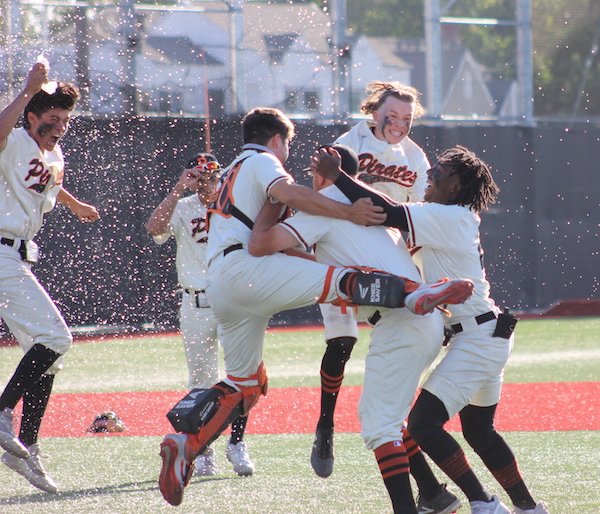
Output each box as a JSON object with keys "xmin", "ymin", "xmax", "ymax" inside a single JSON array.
[{"xmin": 0, "ymin": 317, "xmax": 599, "ymax": 513}]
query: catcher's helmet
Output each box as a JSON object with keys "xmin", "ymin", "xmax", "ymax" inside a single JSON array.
[
  {"xmin": 87, "ymin": 411, "xmax": 126, "ymax": 434},
  {"xmin": 186, "ymin": 152, "xmax": 222, "ymax": 173}
]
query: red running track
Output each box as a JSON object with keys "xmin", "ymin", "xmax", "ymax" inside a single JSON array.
[{"xmin": 24, "ymin": 381, "xmax": 600, "ymax": 438}]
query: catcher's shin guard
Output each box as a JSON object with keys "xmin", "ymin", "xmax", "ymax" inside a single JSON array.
[{"xmin": 342, "ymin": 269, "xmax": 408, "ymax": 309}]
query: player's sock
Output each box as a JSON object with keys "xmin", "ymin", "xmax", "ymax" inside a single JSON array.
[
  {"xmin": 374, "ymin": 441, "xmax": 417, "ymax": 514},
  {"xmin": 317, "ymin": 337, "xmax": 356, "ymax": 429},
  {"xmin": 409, "ymin": 390, "xmax": 490, "ymax": 503},
  {"xmin": 20, "ymin": 374, "xmax": 55, "ymax": 447},
  {"xmin": 229, "ymin": 415, "xmax": 248, "ymax": 445},
  {"xmin": 402, "ymin": 427, "xmax": 442, "ymax": 500},
  {"xmin": 0, "ymin": 344, "xmax": 61, "ymax": 411},
  {"xmin": 460, "ymin": 404, "xmax": 536, "ymax": 510}
]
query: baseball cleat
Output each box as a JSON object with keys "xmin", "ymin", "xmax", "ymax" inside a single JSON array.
[
  {"xmin": 469, "ymin": 495, "xmax": 511, "ymax": 514},
  {"xmin": 405, "ymin": 278, "xmax": 474, "ymax": 315},
  {"xmin": 310, "ymin": 427, "xmax": 334, "ymax": 478},
  {"xmin": 1, "ymin": 443, "xmax": 58, "ymax": 493},
  {"xmin": 416, "ymin": 483, "xmax": 462, "ymax": 514},
  {"xmin": 194, "ymin": 446, "xmax": 218, "ymax": 477},
  {"xmin": 0, "ymin": 408, "xmax": 30, "ymax": 459},
  {"xmin": 159, "ymin": 433, "xmax": 195, "ymax": 506},
  {"xmin": 226, "ymin": 441, "xmax": 255, "ymax": 476},
  {"xmin": 512, "ymin": 502, "xmax": 551, "ymax": 514}
]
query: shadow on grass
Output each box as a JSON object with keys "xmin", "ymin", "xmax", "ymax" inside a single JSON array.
[{"xmin": 0, "ymin": 475, "xmax": 238, "ymax": 505}]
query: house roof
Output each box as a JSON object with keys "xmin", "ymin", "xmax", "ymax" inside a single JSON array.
[{"xmin": 146, "ymin": 36, "xmax": 221, "ymax": 65}]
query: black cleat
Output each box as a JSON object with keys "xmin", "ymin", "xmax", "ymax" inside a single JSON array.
[
  {"xmin": 311, "ymin": 427, "xmax": 334, "ymax": 478},
  {"xmin": 416, "ymin": 483, "xmax": 462, "ymax": 514}
]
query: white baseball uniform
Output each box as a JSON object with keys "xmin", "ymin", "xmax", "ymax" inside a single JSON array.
[
  {"xmin": 152, "ymin": 194, "xmax": 219, "ymax": 390},
  {"xmin": 321, "ymin": 120, "xmax": 431, "ymax": 340},
  {"xmin": 0, "ymin": 127, "xmax": 72, "ymax": 370},
  {"xmin": 404, "ymin": 202, "xmax": 512, "ymax": 417},
  {"xmin": 280, "ymin": 185, "xmax": 443, "ymax": 450},
  {"xmin": 205, "ymin": 144, "xmax": 360, "ymax": 387}
]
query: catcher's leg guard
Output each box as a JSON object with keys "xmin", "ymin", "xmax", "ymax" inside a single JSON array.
[
  {"xmin": 342, "ymin": 269, "xmax": 408, "ymax": 309},
  {"xmin": 181, "ymin": 382, "xmax": 243, "ymax": 460}
]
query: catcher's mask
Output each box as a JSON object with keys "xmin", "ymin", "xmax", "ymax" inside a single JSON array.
[{"xmin": 87, "ymin": 411, "xmax": 126, "ymax": 434}]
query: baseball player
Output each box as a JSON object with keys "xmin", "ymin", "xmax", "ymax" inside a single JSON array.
[
  {"xmin": 312, "ymin": 82, "xmax": 460, "ymax": 514},
  {"xmin": 0, "ymin": 62, "xmax": 99, "ymax": 493},
  {"xmin": 248, "ymin": 144, "xmax": 474, "ymax": 514},
  {"xmin": 157, "ymin": 108, "xmax": 470, "ymax": 507},
  {"xmin": 146, "ymin": 152, "xmax": 254, "ymax": 477},
  {"xmin": 314, "ymin": 146, "xmax": 550, "ymax": 514}
]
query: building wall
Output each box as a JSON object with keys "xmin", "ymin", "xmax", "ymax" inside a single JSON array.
[{"xmin": 14, "ymin": 118, "xmax": 598, "ymax": 333}]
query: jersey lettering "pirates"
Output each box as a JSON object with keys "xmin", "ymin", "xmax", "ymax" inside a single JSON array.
[{"xmin": 357, "ymin": 153, "xmax": 417, "ymax": 189}]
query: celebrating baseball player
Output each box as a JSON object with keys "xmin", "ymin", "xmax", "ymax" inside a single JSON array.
[
  {"xmin": 156, "ymin": 107, "xmax": 472, "ymax": 507},
  {"xmin": 146, "ymin": 152, "xmax": 255, "ymax": 477},
  {"xmin": 0, "ymin": 61, "xmax": 99, "ymax": 493},
  {"xmin": 314, "ymin": 146, "xmax": 550, "ymax": 514},
  {"xmin": 310, "ymin": 81, "xmax": 461, "ymax": 514},
  {"xmin": 248, "ymin": 143, "xmax": 474, "ymax": 514}
]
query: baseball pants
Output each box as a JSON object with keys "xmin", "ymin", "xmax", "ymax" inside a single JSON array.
[
  {"xmin": 207, "ymin": 250, "xmax": 346, "ymax": 385},
  {"xmin": 0, "ymin": 245, "xmax": 71, "ymax": 373},
  {"xmin": 359, "ymin": 308, "xmax": 443, "ymax": 450},
  {"xmin": 179, "ymin": 291, "xmax": 220, "ymax": 390}
]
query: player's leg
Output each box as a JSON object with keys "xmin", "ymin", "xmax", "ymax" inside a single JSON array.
[
  {"xmin": 408, "ymin": 327, "xmax": 512, "ymax": 512},
  {"xmin": 0, "ymin": 259, "xmax": 71, "ymax": 463},
  {"xmin": 179, "ymin": 297, "xmax": 220, "ymax": 476},
  {"xmin": 402, "ymin": 426, "xmax": 462, "ymax": 514},
  {"xmin": 359, "ymin": 310, "xmax": 443, "ymax": 514},
  {"xmin": 311, "ymin": 304, "xmax": 358, "ymax": 478}
]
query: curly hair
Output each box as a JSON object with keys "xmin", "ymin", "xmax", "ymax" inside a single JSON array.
[
  {"xmin": 23, "ymin": 82, "xmax": 79, "ymax": 129},
  {"xmin": 360, "ymin": 81, "xmax": 424, "ymax": 118},
  {"xmin": 438, "ymin": 145, "xmax": 499, "ymax": 213}
]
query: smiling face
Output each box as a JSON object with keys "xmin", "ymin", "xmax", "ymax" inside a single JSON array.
[
  {"xmin": 27, "ymin": 108, "xmax": 72, "ymax": 152},
  {"xmin": 423, "ymin": 162, "xmax": 462, "ymax": 205},
  {"xmin": 372, "ymin": 96, "xmax": 415, "ymax": 145}
]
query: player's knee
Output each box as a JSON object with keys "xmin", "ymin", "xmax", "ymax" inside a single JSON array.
[
  {"xmin": 325, "ymin": 336, "xmax": 357, "ymax": 364},
  {"xmin": 462, "ymin": 421, "xmax": 499, "ymax": 455},
  {"xmin": 407, "ymin": 391, "xmax": 449, "ymax": 445}
]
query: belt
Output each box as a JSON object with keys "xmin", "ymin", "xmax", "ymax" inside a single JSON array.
[
  {"xmin": 449, "ymin": 311, "xmax": 497, "ymax": 334},
  {"xmin": 1, "ymin": 237, "xmax": 27, "ymax": 260},
  {"xmin": 184, "ymin": 289, "xmax": 205, "ymax": 295},
  {"xmin": 223, "ymin": 243, "xmax": 243, "ymax": 256}
]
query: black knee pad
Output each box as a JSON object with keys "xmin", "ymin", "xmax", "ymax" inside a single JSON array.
[
  {"xmin": 325, "ymin": 337, "xmax": 357, "ymax": 365},
  {"xmin": 407, "ymin": 390, "xmax": 449, "ymax": 446}
]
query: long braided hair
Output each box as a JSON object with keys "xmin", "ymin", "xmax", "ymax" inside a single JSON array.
[{"xmin": 438, "ymin": 145, "xmax": 499, "ymax": 213}]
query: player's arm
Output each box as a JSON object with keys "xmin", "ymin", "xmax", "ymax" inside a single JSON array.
[
  {"xmin": 269, "ymin": 179, "xmax": 385, "ymax": 226},
  {"xmin": 248, "ymin": 199, "xmax": 300, "ymax": 257},
  {"xmin": 57, "ymin": 188, "xmax": 100, "ymax": 223},
  {"xmin": 146, "ymin": 168, "xmax": 200, "ymax": 236},
  {"xmin": 312, "ymin": 148, "xmax": 409, "ymax": 231},
  {"xmin": 0, "ymin": 63, "xmax": 48, "ymax": 150}
]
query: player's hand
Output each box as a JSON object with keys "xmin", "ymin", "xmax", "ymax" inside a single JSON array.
[
  {"xmin": 72, "ymin": 202, "xmax": 100, "ymax": 223},
  {"xmin": 349, "ymin": 197, "xmax": 386, "ymax": 226},
  {"xmin": 310, "ymin": 147, "xmax": 342, "ymax": 181},
  {"xmin": 24, "ymin": 63, "xmax": 49, "ymax": 96}
]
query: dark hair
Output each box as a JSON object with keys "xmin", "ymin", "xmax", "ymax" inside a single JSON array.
[
  {"xmin": 360, "ymin": 81, "xmax": 424, "ymax": 118},
  {"xmin": 242, "ymin": 107, "xmax": 295, "ymax": 145},
  {"xmin": 23, "ymin": 82, "xmax": 80, "ymax": 129},
  {"xmin": 438, "ymin": 145, "xmax": 499, "ymax": 213}
]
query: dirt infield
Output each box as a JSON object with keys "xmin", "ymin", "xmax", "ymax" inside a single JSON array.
[{"xmin": 29, "ymin": 381, "xmax": 600, "ymax": 438}]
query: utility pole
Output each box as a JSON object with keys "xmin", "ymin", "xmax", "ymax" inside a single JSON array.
[
  {"xmin": 330, "ymin": 0, "xmax": 350, "ymax": 123},
  {"xmin": 118, "ymin": 0, "xmax": 137, "ymax": 116},
  {"xmin": 228, "ymin": 0, "xmax": 245, "ymax": 113}
]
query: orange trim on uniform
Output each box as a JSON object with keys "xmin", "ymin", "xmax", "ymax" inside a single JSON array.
[
  {"xmin": 280, "ymin": 221, "xmax": 310, "ymax": 251},
  {"xmin": 439, "ymin": 449, "xmax": 472, "ymax": 481},
  {"xmin": 404, "ymin": 205, "xmax": 417, "ymax": 247},
  {"xmin": 317, "ymin": 266, "xmax": 336, "ymax": 303},
  {"xmin": 401, "ymin": 427, "xmax": 421, "ymax": 458},
  {"xmin": 320, "ymin": 370, "xmax": 344, "ymax": 394}
]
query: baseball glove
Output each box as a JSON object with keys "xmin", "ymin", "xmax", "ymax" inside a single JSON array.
[{"xmin": 87, "ymin": 411, "xmax": 126, "ymax": 433}]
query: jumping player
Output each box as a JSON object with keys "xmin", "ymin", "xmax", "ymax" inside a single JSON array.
[
  {"xmin": 313, "ymin": 146, "xmax": 550, "ymax": 514},
  {"xmin": 157, "ymin": 108, "xmax": 471, "ymax": 508},
  {"xmin": 248, "ymin": 143, "xmax": 474, "ymax": 514},
  {"xmin": 312, "ymin": 82, "xmax": 460, "ymax": 514},
  {"xmin": 146, "ymin": 153, "xmax": 254, "ymax": 477},
  {"xmin": 0, "ymin": 62, "xmax": 99, "ymax": 493}
]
